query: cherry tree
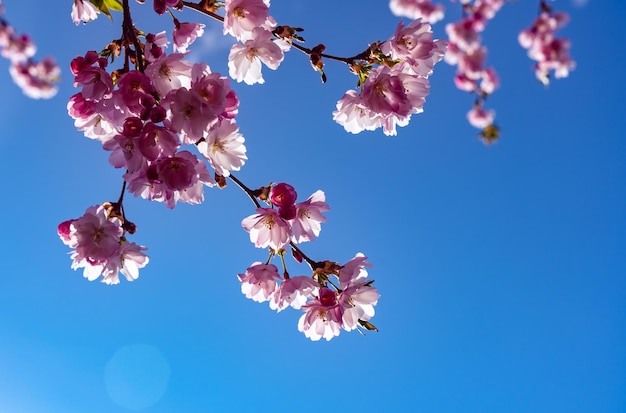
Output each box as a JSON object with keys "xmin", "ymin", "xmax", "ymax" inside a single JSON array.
[{"xmin": 0, "ymin": 0, "xmax": 574, "ymax": 341}]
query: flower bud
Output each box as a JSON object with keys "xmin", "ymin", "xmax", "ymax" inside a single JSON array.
[{"xmin": 270, "ymin": 183, "xmax": 297, "ymax": 207}]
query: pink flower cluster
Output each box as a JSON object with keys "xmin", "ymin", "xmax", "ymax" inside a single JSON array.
[
  {"xmin": 389, "ymin": 0, "xmax": 445, "ymax": 24},
  {"xmin": 58, "ymin": 204, "xmax": 149, "ymax": 284},
  {"xmin": 0, "ymin": 4, "xmax": 59, "ymax": 98},
  {"xmin": 238, "ymin": 253, "xmax": 380, "ymax": 341},
  {"xmin": 241, "ymin": 183, "xmax": 329, "ymax": 251},
  {"xmin": 67, "ymin": 35, "xmax": 247, "ymax": 209},
  {"xmin": 224, "ymin": 0, "xmax": 288, "ymax": 85},
  {"xmin": 444, "ymin": 0, "xmax": 503, "ymax": 134},
  {"xmin": 518, "ymin": 7, "xmax": 575, "ymax": 86},
  {"xmin": 333, "ymin": 19, "xmax": 446, "ymax": 136}
]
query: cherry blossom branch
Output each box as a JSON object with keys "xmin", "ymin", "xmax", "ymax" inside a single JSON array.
[
  {"xmin": 180, "ymin": 0, "xmax": 372, "ymax": 67},
  {"xmin": 122, "ymin": 0, "xmax": 144, "ymax": 71}
]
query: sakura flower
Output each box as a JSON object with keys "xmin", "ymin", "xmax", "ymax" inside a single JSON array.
[
  {"xmin": 153, "ymin": 0, "xmax": 180, "ymax": 15},
  {"xmin": 73, "ymin": 65, "xmax": 113, "ymax": 101},
  {"xmin": 196, "ymin": 119, "xmax": 247, "ymax": 176},
  {"xmin": 1, "ymin": 32, "xmax": 35, "ymax": 63},
  {"xmin": 144, "ymin": 53, "xmax": 192, "ymax": 96},
  {"xmin": 144, "ymin": 32, "xmax": 169, "ymax": 62},
  {"xmin": 298, "ymin": 287, "xmax": 343, "ymax": 341},
  {"xmin": 104, "ymin": 131, "xmax": 147, "ymax": 173},
  {"xmin": 467, "ymin": 106, "xmax": 495, "ymax": 129},
  {"xmin": 125, "ymin": 150, "xmax": 215, "ymax": 208},
  {"xmin": 389, "ymin": 0, "xmax": 445, "ymax": 24},
  {"xmin": 290, "ymin": 190, "xmax": 329, "ymax": 244},
  {"xmin": 71, "ymin": 0, "xmax": 98, "ymax": 25},
  {"xmin": 333, "ymin": 90, "xmax": 380, "ymax": 134},
  {"xmin": 57, "ymin": 219, "xmax": 77, "ymax": 247},
  {"xmin": 339, "ymin": 281, "xmax": 380, "ymax": 331},
  {"xmin": 228, "ymin": 27, "xmax": 284, "ymax": 85},
  {"xmin": 163, "ymin": 87, "xmax": 212, "ymax": 143},
  {"xmin": 99, "ymin": 242, "xmax": 150, "ymax": 285},
  {"xmin": 223, "ymin": 0, "xmax": 274, "ymax": 41},
  {"xmin": 380, "ymin": 19, "xmax": 447, "ymax": 78},
  {"xmin": 70, "ymin": 204, "xmax": 123, "ymax": 263},
  {"xmin": 116, "ymin": 70, "xmax": 155, "ymax": 115},
  {"xmin": 9, "ymin": 57, "xmax": 59, "ymax": 99},
  {"xmin": 136, "ymin": 122, "xmax": 180, "ymax": 161},
  {"xmin": 241, "ymin": 208, "xmax": 291, "ymax": 251},
  {"xmin": 173, "ymin": 22, "xmax": 205, "ymax": 53},
  {"xmin": 270, "ymin": 275, "xmax": 318, "ymax": 312},
  {"xmin": 338, "ymin": 253, "xmax": 373, "ymax": 289},
  {"xmin": 237, "ymin": 262, "xmax": 281, "ymax": 303}
]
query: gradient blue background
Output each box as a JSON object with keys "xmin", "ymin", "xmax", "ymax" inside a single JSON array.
[{"xmin": 0, "ymin": 1, "xmax": 624, "ymax": 412}]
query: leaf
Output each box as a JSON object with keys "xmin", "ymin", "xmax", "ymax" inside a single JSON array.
[{"xmin": 89, "ymin": 0, "xmax": 123, "ymax": 20}]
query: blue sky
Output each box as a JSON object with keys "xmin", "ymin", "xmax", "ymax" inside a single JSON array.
[{"xmin": 0, "ymin": 1, "xmax": 625, "ymax": 412}]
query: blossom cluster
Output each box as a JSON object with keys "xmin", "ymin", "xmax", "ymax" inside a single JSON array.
[
  {"xmin": 238, "ymin": 254, "xmax": 380, "ymax": 341},
  {"xmin": 444, "ymin": 0, "xmax": 503, "ymax": 141},
  {"xmin": 61, "ymin": 18, "xmax": 248, "ymax": 279},
  {"xmin": 333, "ymin": 18, "xmax": 446, "ymax": 136},
  {"xmin": 58, "ymin": 204, "xmax": 149, "ymax": 284},
  {"xmin": 242, "ymin": 183, "xmax": 329, "ymax": 250},
  {"xmin": 221, "ymin": 0, "xmax": 288, "ymax": 85},
  {"xmin": 238, "ymin": 182, "xmax": 379, "ymax": 341},
  {"xmin": 68, "ymin": 43, "xmax": 246, "ymax": 208},
  {"xmin": 518, "ymin": 4, "xmax": 575, "ymax": 85},
  {"xmin": 0, "ymin": 1, "xmax": 59, "ymax": 98}
]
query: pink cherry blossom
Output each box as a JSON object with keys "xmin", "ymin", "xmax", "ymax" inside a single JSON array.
[
  {"xmin": 116, "ymin": 70, "xmax": 155, "ymax": 114},
  {"xmin": 144, "ymin": 53, "xmax": 192, "ymax": 97},
  {"xmin": 290, "ymin": 190, "xmax": 329, "ymax": 244},
  {"xmin": 223, "ymin": 0, "xmax": 274, "ymax": 41},
  {"xmin": 153, "ymin": 0, "xmax": 180, "ymax": 15},
  {"xmin": 339, "ymin": 253, "xmax": 373, "ymax": 290},
  {"xmin": 136, "ymin": 122, "xmax": 180, "ymax": 161},
  {"xmin": 237, "ymin": 262, "xmax": 281, "ymax": 303},
  {"xmin": 380, "ymin": 19, "xmax": 447, "ymax": 77},
  {"xmin": 163, "ymin": 87, "xmax": 212, "ymax": 143},
  {"xmin": 144, "ymin": 31, "xmax": 169, "ymax": 62},
  {"xmin": 519, "ymin": 11, "xmax": 575, "ymax": 85},
  {"xmin": 125, "ymin": 150, "xmax": 215, "ymax": 208},
  {"xmin": 333, "ymin": 90, "xmax": 380, "ymax": 134},
  {"xmin": 298, "ymin": 287, "xmax": 343, "ymax": 341},
  {"xmin": 1, "ymin": 32, "xmax": 35, "ymax": 62},
  {"xmin": 99, "ymin": 242, "xmax": 150, "ymax": 285},
  {"xmin": 467, "ymin": 106, "xmax": 495, "ymax": 129},
  {"xmin": 9, "ymin": 57, "xmax": 59, "ymax": 99},
  {"xmin": 70, "ymin": 205, "xmax": 123, "ymax": 263},
  {"xmin": 389, "ymin": 0, "xmax": 445, "ymax": 24},
  {"xmin": 339, "ymin": 281, "xmax": 380, "ymax": 331},
  {"xmin": 173, "ymin": 22, "xmax": 205, "ymax": 53},
  {"xmin": 74, "ymin": 66, "xmax": 113, "ymax": 101},
  {"xmin": 241, "ymin": 208, "xmax": 291, "ymax": 251},
  {"xmin": 61, "ymin": 205, "xmax": 149, "ymax": 284},
  {"xmin": 269, "ymin": 275, "xmax": 319, "ymax": 312},
  {"xmin": 71, "ymin": 0, "xmax": 99, "ymax": 25},
  {"xmin": 228, "ymin": 27, "xmax": 284, "ymax": 85},
  {"xmin": 196, "ymin": 119, "xmax": 247, "ymax": 177}
]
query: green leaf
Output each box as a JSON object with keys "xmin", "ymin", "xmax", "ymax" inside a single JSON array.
[{"xmin": 89, "ymin": 0, "xmax": 123, "ymax": 20}]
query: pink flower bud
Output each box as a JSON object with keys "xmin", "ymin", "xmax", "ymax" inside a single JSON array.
[
  {"xmin": 270, "ymin": 183, "xmax": 297, "ymax": 207},
  {"xmin": 123, "ymin": 117, "xmax": 144, "ymax": 138},
  {"xmin": 57, "ymin": 219, "xmax": 76, "ymax": 245}
]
